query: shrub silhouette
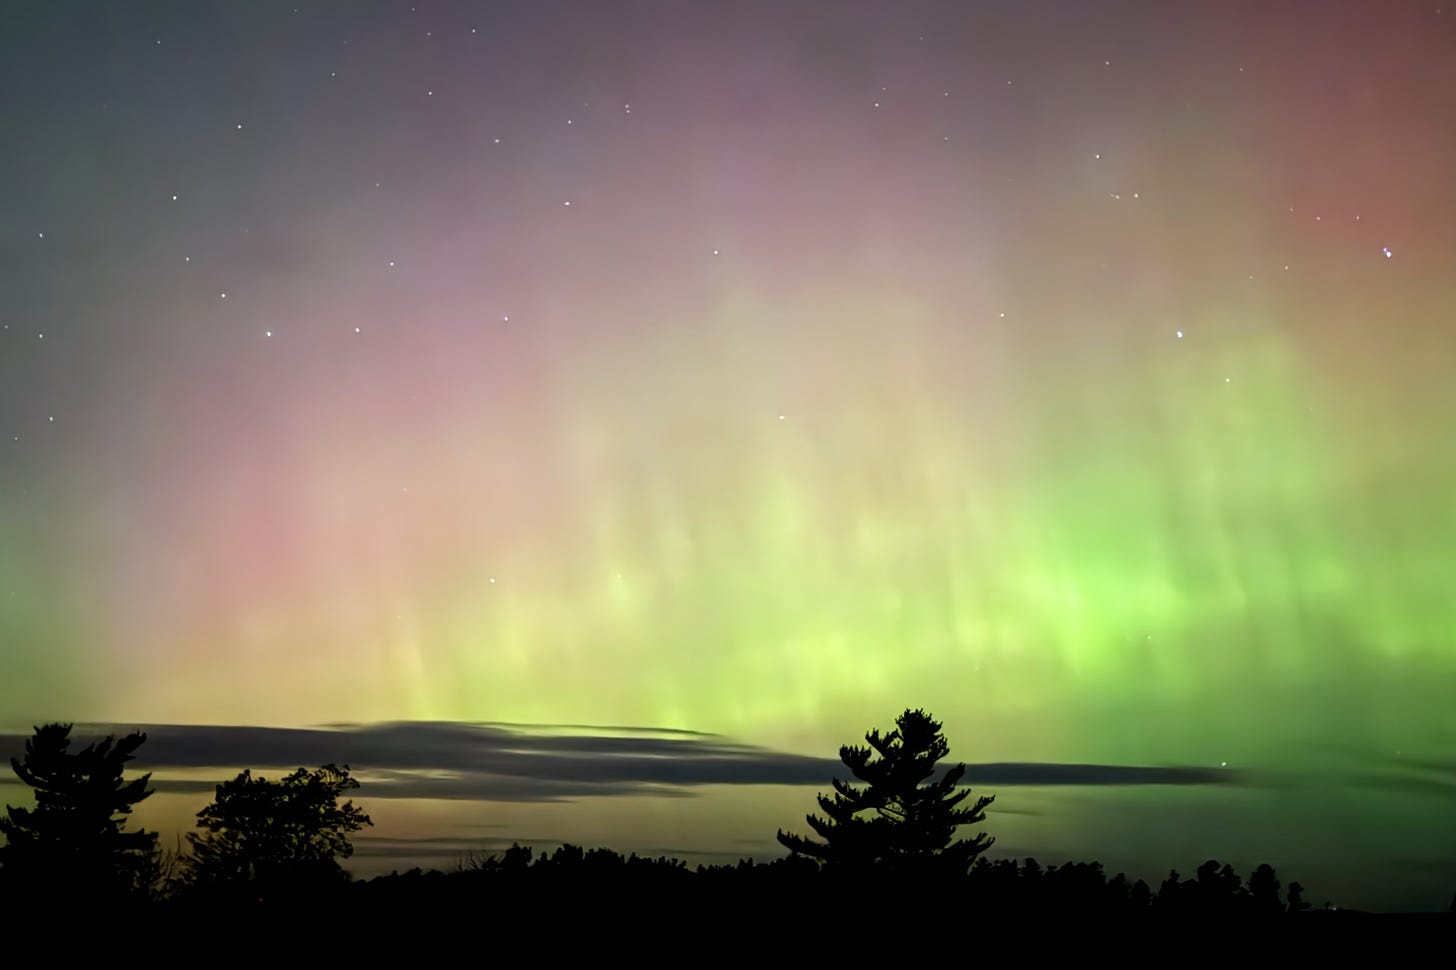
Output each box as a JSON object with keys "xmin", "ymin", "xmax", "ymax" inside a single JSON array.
[
  {"xmin": 180, "ymin": 763, "xmax": 371, "ymax": 900},
  {"xmin": 0, "ymin": 723, "xmax": 157, "ymax": 902},
  {"xmin": 776, "ymin": 708, "xmax": 994, "ymax": 876},
  {"xmin": 1247, "ymin": 862, "xmax": 1283, "ymax": 915},
  {"xmin": 1148, "ymin": 860, "xmax": 1313, "ymax": 914}
]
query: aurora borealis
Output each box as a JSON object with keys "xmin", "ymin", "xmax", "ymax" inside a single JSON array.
[{"xmin": 2, "ymin": 1, "xmax": 1455, "ymax": 910}]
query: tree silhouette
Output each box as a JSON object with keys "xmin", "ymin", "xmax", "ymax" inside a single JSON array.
[
  {"xmin": 1247, "ymin": 863, "xmax": 1283, "ymax": 915},
  {"xmin": 181, "ymin": 763, "xmax": 372, "ymax": 898},
  {"xmin": 0, "ymin": 723, "xmax": 157, "ymax": 900},
  {"xmin": 776, "ymin": 708, "xmax": 994, "ymax": 875},
  {"xmin": 1286, "ymin": 880, "xmax": 1310, "ymax": 913}
]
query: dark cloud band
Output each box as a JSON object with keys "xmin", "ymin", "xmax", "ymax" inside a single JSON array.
[{"xmin": 0, "ymin": 721, "xmax": 1239, "ymax": 803}]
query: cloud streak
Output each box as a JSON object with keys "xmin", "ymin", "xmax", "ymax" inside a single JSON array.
[{"xmin": 0, "ymin": 721, "xmax": 1240, "ymax": 803}]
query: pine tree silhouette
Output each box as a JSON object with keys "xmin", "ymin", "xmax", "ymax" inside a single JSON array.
[
  {"xmin": 776, "ymin": 708, "xmax": 994, "ymax": 875},
  {"xmin": 0, "ymin": 723, "xmax": 157, "ymax": 901}
]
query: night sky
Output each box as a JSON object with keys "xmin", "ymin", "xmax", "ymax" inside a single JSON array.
[{"xmin": 2, "ymin": 1, "xmax": 1455, "ymax": 910}]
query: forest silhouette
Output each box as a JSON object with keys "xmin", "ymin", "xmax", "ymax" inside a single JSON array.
[{"xmin": 1, "ymin": 711, "xmax": 1450, "ymax": 925}]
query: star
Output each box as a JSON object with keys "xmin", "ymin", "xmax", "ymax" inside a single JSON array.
[
  {"xmin": 219, "ymin": 293, "xmax": 227, "ymax": 299},
  {"xmin": 265, "ymin": 330, "xmax": 273, "ymax": 337},
  {"xmin": 1382, "ymin": 246, "xmax": 1393, "ymax": 258},
  {"xmin": 1176, "ymin": 330, "xmax": 1184, "ymax": 338}
]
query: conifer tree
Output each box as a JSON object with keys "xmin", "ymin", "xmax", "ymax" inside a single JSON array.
[
  {"xmin": 776, "ymin": 708, "xmax": 994, "ymax": 875},
  {"xmin": 0, "ymin": 723, "xmax": 158, "ymax": 899}
]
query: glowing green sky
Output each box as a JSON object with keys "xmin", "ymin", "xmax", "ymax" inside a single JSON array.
[{"xmin": 1, "ymin": 1, "xmax": 1454, "ymax": 910}]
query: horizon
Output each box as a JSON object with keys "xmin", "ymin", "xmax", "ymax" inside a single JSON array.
[
  {"xmin": 2, "ymin": 1, "xmax": 1454, "ymax": 914},
  {"xmin": 0, "ymin": 715, "xmax": 1449, "ymax": 911}
]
